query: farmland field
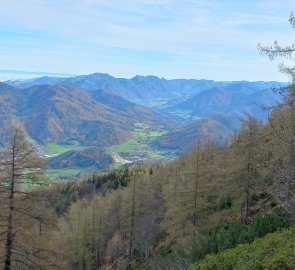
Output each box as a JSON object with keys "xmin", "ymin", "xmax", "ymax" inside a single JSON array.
[
  {"xmin": 106, "ymin": 122, "xmax": 170, "ymax": 162},
  {"xmin": 46, "ymin": 143, "xmax": 87, "ymax": 156},
  {"xmin": 36, "ymin": 122, "xmax": 173, "ymax": 178}
]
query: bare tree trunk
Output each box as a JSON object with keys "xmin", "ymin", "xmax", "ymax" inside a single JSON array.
[
  {"xmin": 243, "ymin": 185, "xmax": 250, "ymax": 223},
  {"xmin": 193, "ymin": 141, "xmax": 200, "ymax": 227},
  {"xmin": 92, "ymin": 196, "xmax": 96, "ymax": 270},
  {"xmin": 288, "ymin": 138, "xmax": 295, "ymax": 194},
  {"xmin": 82, "ymin": 216, "xmax": 87, "ymax": 270},
  {"xmin": 128, "ymin": 177, "xmax": 136, "ymax": 261},
  {"xmin": 96, "ymin": 211, "xmax": 102, "ymax": 269},
  {"xmin": 0, "ymin": 128, "xmax": 51, "ymax": 269},
  {"xmin": 74, "ymin": 211, "xmax": 80, "ymax": 268},
  {"xmin": 4, "ymin": 194, "xmax": 13, "ymax": 270},
  {"xmin": 4, "ymin": 133, "xmax": 16, "ymax": 270},
  {"xmin": 243, "ymin": 117, "xmax": 254, "ymax": 224}
]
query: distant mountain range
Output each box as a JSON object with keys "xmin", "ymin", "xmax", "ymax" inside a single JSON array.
[
  {"xmin": 0, "ymin": 70, "xmax": 74, "ymax": 81},
  {"xmin": 6, "ymin": 73, "xmax": 284, "ymax": 108},
  {"xmin": 6, "ymin": 73, "xmax": 226, "ymax": 104},
  {"xmin": 0, "ymin": 72, "xmax": 287, "ymax": 175},
  {"xmin": 166, "ymin": 83, "xmax": 281, "ymax": 120},
  {"xmin": 0, "ymin": 82, "xmax": 170, "ymax": 147},
  {"xmin": 154, "ymin": 113, "xmax": 241, "ymax": 153}
]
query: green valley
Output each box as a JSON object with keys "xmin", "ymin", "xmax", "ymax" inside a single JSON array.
[
  {"xmin": 42, "ymin": 123, "xmax": 172, "ymax": 178},
  {"xmin": 46, "ymin": 143, "xmax": 88, "ymax": 156},
  {"xmin": 106, "ymin": 122, "xmax": 172, "ymax": 163}
]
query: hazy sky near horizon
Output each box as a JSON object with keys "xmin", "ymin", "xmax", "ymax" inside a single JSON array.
[{"xmin": 0, "ymin": 0, "xmax": 295, "ymax": 81}]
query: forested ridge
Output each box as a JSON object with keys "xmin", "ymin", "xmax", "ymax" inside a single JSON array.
[{"xmin": 1, "ymin": 12, "xmax": 295, "ymax": 270}]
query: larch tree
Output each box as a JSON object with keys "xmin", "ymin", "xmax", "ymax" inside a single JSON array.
[
  {"xmin": 162, "ymin": 140, "xmax": 210, "ymax": 246},
  {"xmin": 231, "ymin": 115, "xmax": 264, "ymax": 223},
  {"xmin": 134, "ymin": 169, "xmax": 165, "ymax": 262},
  {"xmin": 258, "ymin": 12, "xmax": 295, "ymax": 220},
  {"xmin": 0, "ymin": 128, "xmax": 56, "ymax": 270}
]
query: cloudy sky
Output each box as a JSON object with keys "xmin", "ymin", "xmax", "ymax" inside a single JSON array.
[{"xmin": 0, "ymin": 0, "xmax": 294, "ymax": 81}]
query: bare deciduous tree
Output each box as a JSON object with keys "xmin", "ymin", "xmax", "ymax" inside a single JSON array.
[
  {"xmin": 0, "ymin": 128, "xmax": 56, "ymax": 270},
  {"xmin": 258, "ymin": 12, "xmax": 295, "ymax": 220}
]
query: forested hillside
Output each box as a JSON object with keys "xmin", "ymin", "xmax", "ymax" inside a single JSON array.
[
  {"xmin": 0, "ymin": 83, "xmax": 170, "ymax": 147},
  {"xmin": 49, "ymin": 101, "xmax": 295, "ymax": 269}
]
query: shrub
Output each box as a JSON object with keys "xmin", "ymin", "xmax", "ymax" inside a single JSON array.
[
  {"xmin": 189, "ymin": 212, "xmax": 293, "ymax": 264},
  {"xmin": 190, "ymin": 227, "xmax": 295, "ymax": 270}
]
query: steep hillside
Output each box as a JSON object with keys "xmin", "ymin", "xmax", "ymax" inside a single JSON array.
[
  {"xmin": 155, "ymin": 113, "xmax": 240, "ymax": 152},
  {"xmin": 20, "ymin": 84, "xmax": 133, "ymax": 146},
  {"xmin": 169, "ymin": 83, "xmax": 281, "ymax": 119},
  {"xmin": 0, "ymin": 82, "xmax": 28, "ymax": 114},
  {"xmin": 46, "ymin": 98, "xmax": 295, "ymax": 269},
  {"xmin": 88, "ymin": 89, "xmax": 172, "ymax": 125},
  {"xmin": 0, "ymin": 82, "xmax": 28, "ymax": 146},
  {"xmin": 0, "ymin": 83, "xmax": 171, "ymax": 148},
  {"xmin": 49, "ymin": 147, "xmax": 113, "ymax": 171}
]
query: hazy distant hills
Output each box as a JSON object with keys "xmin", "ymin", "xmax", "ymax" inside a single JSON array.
[
  {"xmin": 6, "ymin": 77, "xmax": 65, "ymax": 89},
  {"xmin": 0, "ymin": 82, "xmax": 170, "ymax": 147},
  {"xmin": 63, "ymin": 74, "xmax": 226, "ymax": 104},
  {"xmin": 155, "ymin": 113, "xmax": 241, "ymax": 152},
  {"xmin": 1, "ymin": 72, "xmax": 287, "ymax": 174},
  {"xmin": 6, "ymin": 73, "xmax": 226, "ymax": 104},
  {"xmin": 167, "ymin": 83, "xmax": 281, "ymax": 120},
  {"xmin": 6, "ymin": 72, "xmax": 284, "ymax": 109}
]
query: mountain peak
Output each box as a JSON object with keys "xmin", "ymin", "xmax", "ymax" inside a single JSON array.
[{"xmin": 87, "ymin": 72, "xmax": 115, "ymax": 79}]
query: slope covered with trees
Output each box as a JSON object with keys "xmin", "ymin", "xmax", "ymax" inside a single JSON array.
[
  {"xmin": 0, "ymin": 83, "xmax": 172, "ymax": 147},
  {"xmin": 26, "ymin": 85, "xmax": 294, "ymax": 268}
]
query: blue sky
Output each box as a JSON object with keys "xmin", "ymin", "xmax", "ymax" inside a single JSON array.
[{"xmin": 0, "ymin": 0, "xmax": 294, "ymax": 81}]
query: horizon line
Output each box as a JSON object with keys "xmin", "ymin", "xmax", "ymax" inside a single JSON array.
[{"xmin": 0, "ymin": 69, "xmax": 288, "ymax": 83}]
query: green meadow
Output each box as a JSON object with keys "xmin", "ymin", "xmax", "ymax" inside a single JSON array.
[
  {"xmin": 47, "ymin": 167, "xmax": 96, "ymax": 178},
  {"xmin": 31, "ymin": 122, "xmax": 170, "ymax": 178},
  {"xmin": 46, "ymin": 143, "xmax": 87, "ymax": 156},
  {"xmin": 106, "ymin": 122, "xmax": 168, "ymax": 160}
]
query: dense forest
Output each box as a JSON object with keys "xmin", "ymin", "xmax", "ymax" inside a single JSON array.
[{"xmin": 1, "ymin": 13, "xmax": 295, "ymax": 270}]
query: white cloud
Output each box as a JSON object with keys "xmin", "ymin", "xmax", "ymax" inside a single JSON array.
[{"xmin": 0, "ymin": 0, "xmax": 294, "ymax": 80}]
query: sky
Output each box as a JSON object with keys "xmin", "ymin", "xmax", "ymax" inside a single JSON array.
[{"xmin": 0, "ymin": 0, "xmax": 295, "ymax": 81}]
